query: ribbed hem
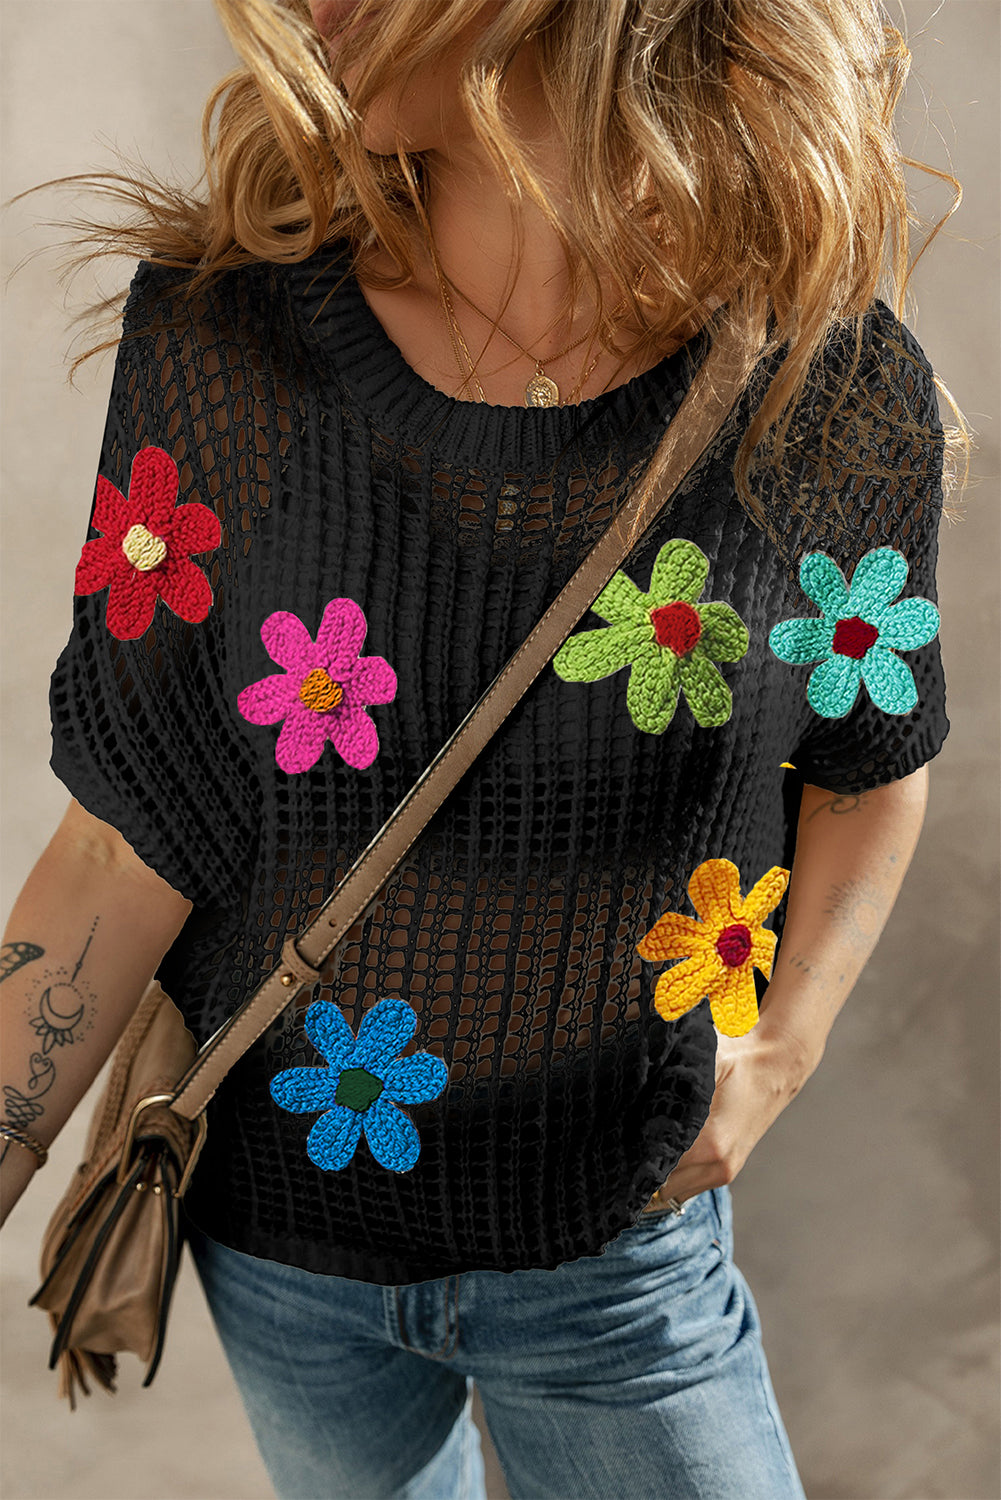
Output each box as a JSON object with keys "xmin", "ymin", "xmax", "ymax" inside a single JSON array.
[
  {"xmin": 794, "ymin": 710, "xmax": 951, "ymax": 797},
  {"xmin": 180, "ymin": 1198, "xmax": 633, "ymax": 1285}
]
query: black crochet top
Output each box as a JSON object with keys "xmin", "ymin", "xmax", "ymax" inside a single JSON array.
[{"xmin": 48, "ymin": 244, "xmax": 949, "ymax": 1283}]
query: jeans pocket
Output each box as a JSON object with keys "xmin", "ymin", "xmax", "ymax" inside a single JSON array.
[
  {"xmin": 610, "ymin": 1191, "xmax": 723, "ymax": 1292},
  {"xmin": 707, "ymin": 1185, "xmax": 728, "ymax": 1252},
  {"xmin": 624, "ymin": 1186, "xmax": 714, "ymax": 1233}
]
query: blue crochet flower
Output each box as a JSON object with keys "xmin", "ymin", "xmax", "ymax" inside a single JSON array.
[
  {"xmin": 768, "ymin": 547, "xmax": 940, "ymax": 718},
  {"xmin": 270, "ymin": 997, "xmax": 448, "ymax": 1174}
]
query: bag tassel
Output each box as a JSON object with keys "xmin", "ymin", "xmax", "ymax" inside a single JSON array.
[{"xmin": 40, "ymin": 1308, "xmax": 118, "ymax": 1409}]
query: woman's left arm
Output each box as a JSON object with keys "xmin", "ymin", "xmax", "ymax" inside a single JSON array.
[
  {"xmin": 756, "ymin": 764, "xmax": 929, "ymax": 1076},
  {"xmin": 658, "ymin": 764, "xmax": 930, "ymax": 1202}
]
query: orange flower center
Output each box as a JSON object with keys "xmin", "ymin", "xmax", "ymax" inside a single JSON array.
[
  {"xmin": 715, "ymin": 922, "xmax": 752, "ymax": 967},
  {"xmin": 121, "ymin": 522, "xmax": 167, "ymax": 572},
  {"xmin": 650, "ymin": 600, "xmax": 702, "ymax": 656},
  {"xmin": 832, "ymin": 615, "xmax": 879, "ymax": 659},
  {"xmin": 299, "ymin": 667, "xmax": 344, "ymax": 713}
]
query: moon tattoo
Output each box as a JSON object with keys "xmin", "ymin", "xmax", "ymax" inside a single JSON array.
[
  {"xmin": 30, "ymin": 983, "xmax": 87, "ymax": 1052},
  {"xmin": 0, "ymin": 922, "xmax": 101, "ymax": 1163},
  {"xmin": 26, "ymin": 922, "xmax": 98, "ymax": 1052}
]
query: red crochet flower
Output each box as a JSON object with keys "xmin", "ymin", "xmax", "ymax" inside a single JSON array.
[{"xmin": 74, "ymin": 446, "xmax": 222, "ymax": 640}]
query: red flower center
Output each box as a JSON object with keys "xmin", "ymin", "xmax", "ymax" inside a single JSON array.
[
  {"xmin": 715, "ymin": 923, "xmax": 752, "ymax": 968},
  {"xmin": 832, "ymin": 615, "xmax": 879, "ymax": 660},
  {"xmin": 650, "ymin": 600, "xmax": 702, "ymax": 655}
]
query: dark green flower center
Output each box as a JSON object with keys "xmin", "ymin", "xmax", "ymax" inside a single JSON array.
[
  {"xmin": 650, "ymin": 600, "xmax": 702, "ymax": 656},
  {"xmin": 334, "ymin": 1067, "xmax": 384, "ymax": 1112},
  {"xmin": 832, "ymin": 615, "xmax": 879, "ymax": 660}
]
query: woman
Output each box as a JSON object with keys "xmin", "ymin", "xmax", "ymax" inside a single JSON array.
[{"xmin": 1, "ymin": 2, "xmax": 970, "ymax": 1496}]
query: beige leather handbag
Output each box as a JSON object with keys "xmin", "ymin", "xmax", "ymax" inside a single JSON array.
[{"xmin": 30, "ymin": 296, "xmax": 767, "ymax": 1405}]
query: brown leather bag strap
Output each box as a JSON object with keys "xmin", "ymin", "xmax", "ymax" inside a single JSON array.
[{"xmin": 169, "ymin": 296, "xmax": 769, "ymax": 1122}]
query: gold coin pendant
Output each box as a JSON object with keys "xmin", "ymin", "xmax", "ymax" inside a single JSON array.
[{"xmin": 525, "ymin": 373, "xmax": 560, "ymax": 407}]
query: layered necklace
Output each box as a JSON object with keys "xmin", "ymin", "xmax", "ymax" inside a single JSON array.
[{"xmin": 425, "ymin": 235, "xmax": 635, "ymax": 408}]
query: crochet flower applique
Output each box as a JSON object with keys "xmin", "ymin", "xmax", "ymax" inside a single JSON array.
[
  {"xmin": 768, "ymin": 547, "xmax": 940, "ymax": 719},
  {"xmin": 552, "ymin": 538, "xmax": 749, "ymax": 732},
  {"xmin": 270, "ymin": 997, "xmax": 449, "ymax": 1174},
  {"xmin": 238, "ymin": 597, "xmax": 397, "ymax": 774},
  {"xmin": 636, "ymin": 858, "xmax": 790, "ymax": 1038},
  {"xmin": 73, "ymin": 445, "xmax": 221, "ymax": 640}
]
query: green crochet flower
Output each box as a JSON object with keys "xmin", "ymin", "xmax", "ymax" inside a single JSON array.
[{"xmin": 552, "ymin": 538, "xmax": 750, "ymax": 733}]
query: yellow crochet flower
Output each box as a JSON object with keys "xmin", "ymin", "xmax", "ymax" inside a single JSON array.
[{"xmin": 636, "ymin": 859, "xmax": 790, "ymax": 1037}]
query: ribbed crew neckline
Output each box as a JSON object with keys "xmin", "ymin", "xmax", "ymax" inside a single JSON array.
[{"xmin": 285, "ymin": 240, "xmax": 723, "ymax": 469}]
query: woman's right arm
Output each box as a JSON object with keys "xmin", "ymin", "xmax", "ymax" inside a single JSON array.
[{"xmin": 0, "ymin": 798, "xmax": 193, "ymax": 1226}]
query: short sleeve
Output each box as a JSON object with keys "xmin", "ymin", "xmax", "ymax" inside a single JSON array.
[
  {"xmin": 782, "ymin": 303, "xmax": 951, "ymax": 795},
  {"xmin": 47, "ymin": 261, "xmax": 260, "ymax": 908}
]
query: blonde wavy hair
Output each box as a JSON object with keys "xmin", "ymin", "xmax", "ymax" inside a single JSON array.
[{"xmin": 9, "ymin": 0, "xmax": 973, "ymax": 526}]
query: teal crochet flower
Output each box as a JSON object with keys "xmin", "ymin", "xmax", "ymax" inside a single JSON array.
[
  {"xmin": 552, "ymin": 537, "xmax": 750, "ymax": 732},
  {"xmin": 270, "ymin": 997, "xmax": 448, "ymax": 1174},
  {"xmin": 769, "ymin": 547, "xmax": 940, "ymax": 718}
]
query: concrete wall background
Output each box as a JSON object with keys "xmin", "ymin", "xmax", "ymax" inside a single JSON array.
[{"xmin": 1, "ymin": 3, "xmax": 997, "ymax": 1497}]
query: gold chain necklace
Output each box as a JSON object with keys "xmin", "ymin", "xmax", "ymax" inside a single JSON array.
[
  {"xmin": 426, "ymin": 237, "xmax": 624, "ymax": 407},
  {"xmin": 552, "ymin": 343, "xmax": 606, "ymax": 407},
  {"xmin": 439, "ymin": 276, "xmax": 605, "ymax": 407},
  {"xmin": 444, "ymin": 278, "xmax": 597, "ymax": 407},
  {"xmin": 432, "ymin": 265, "xmax": 491, "ymax": 404}
]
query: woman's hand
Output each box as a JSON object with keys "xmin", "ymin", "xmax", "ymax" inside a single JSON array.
[{"xmin": 652, "ymin": 1025, "xmax": 818, "ymax": 1206}]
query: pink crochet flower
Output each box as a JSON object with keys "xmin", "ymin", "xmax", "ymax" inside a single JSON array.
[{"xmin": 238, "ymin": 598, "xmax": 397, "ymax": 774}]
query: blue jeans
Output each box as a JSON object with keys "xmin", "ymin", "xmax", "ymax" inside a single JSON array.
[{"xmin": 185, "ymin": 1186, "xmax": 807, "ymax": 1500}]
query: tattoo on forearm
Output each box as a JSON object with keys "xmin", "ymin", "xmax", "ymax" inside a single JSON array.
[
  {"xmin": 823, "ymin": 877, "xmax": 884, "ymax": 946},
  {"xmin": 0, "ymin": 941, "xmax": 45, "ymax": 983},
  {"xmin": 3, "ymin": 1053, "xmax": 57, "ymax": 1129},
  {"xmin": 785, "ymin": 950, "xmax": 847, "ymax": 987},
  {"xmin": 0, "ymin": 925, "xmax": 98, "ymax": 1165},
  {"xmin": 805, "ymin": 792, "xmax": 871, "ymax": 822}
]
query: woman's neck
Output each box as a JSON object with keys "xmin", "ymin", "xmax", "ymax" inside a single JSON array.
[
  {"xmin": 351, "ymin": 43, "xmax": 719, "ymax": 403},
  {"xmin": 407, "ymin": 39, "xmax": 605, "ymax": 351},
  {"xmin": 356, "ymin": 39, "xmax": 661, "ymax": 379}
]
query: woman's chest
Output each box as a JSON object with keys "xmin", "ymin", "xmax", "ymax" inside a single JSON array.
[{"xmin": 215, "ymin": 422, "xmax": 810, "ymax": 811}]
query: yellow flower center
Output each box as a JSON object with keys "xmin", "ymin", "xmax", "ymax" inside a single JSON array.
[
  {"xmin": 299, "ymin": 667, "xmax": 344, "ymax": 713},
  {"xmin": 121, "ymin": 523, "xmax": 167, "ymax": 572}
]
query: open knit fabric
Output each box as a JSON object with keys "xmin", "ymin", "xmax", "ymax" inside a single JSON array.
[{"xmin": 48, "ymin": 244, "xmax": 949, "ymax": 1283}]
